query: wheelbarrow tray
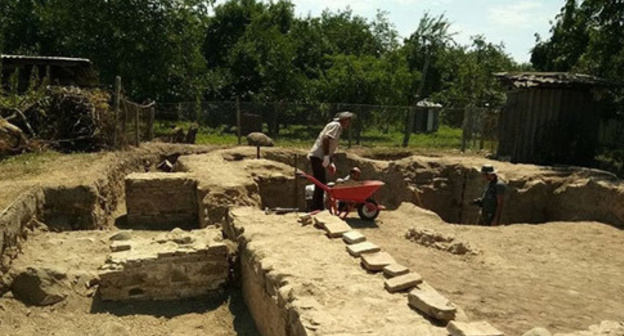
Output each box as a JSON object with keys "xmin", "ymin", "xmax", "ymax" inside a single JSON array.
[{"xmin": 330, "ymin": 181, "xmax": 385, "ymax": 203}]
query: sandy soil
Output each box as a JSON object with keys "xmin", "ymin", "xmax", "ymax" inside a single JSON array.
[
  {"xmin": 0, "ymin": 230, "xmax": 259, "ymax": 336},
  {"xmin": 2, "ymin": 146, "xmax": 624, "ymax": 335},
  {"xmin": 349, "ymin": 203, "xmax": 624, "ymax": 335}
]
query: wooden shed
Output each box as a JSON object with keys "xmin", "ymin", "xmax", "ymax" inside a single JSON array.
[
  {"xmin": 495, "ymin": 72, "xmax": 612, "ymax": 166},
  {"xmin": 1, "ymin": 54, "xmax": 99, "ymax": 89}
]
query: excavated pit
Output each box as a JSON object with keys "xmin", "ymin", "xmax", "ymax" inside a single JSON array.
[
  {"xmin": 2, "ymin": 146, "xmax": 624, "ymax": 336},
  {"xmin": 262, "ymin": 149, "xmax": 624, "ymax": 227}
]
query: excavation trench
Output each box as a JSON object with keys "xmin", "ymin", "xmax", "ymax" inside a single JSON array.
[{"xmin": 2, "ymin": 147, "xmax": 624, "ymax": 336}]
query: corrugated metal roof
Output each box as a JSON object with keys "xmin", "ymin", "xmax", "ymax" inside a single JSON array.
[
  {"xmin": 1, "ymin": 54, "xmax": 92, "ymax": 64},
  {"xmin": 493, "ymin": 72, "xmax": 614, "ymax": 89}
]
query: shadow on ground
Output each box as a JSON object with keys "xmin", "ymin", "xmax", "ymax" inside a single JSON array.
[{"xmin": 345, "ymin": 217, "xmax": 379, "ymax": 229}]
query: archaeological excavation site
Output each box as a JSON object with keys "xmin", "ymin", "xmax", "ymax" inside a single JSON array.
[{"xmin": 1, "ymin": 144, "xmax": 623, "ymax": 336}]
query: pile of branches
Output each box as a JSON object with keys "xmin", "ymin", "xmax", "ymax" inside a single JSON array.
[{"xmin": 0, "ymin": 86, "xmax": 114, "ymax": 154}]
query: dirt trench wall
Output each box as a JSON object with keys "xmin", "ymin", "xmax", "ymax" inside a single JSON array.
[
  {"xmin": 239, "ymin": 249, "xmax": 307, "ymax": 336},
  {"xmin": 0, "ymin": 189, "xmax": 44, "ymax": 276},
  {"xmin": 0, "ymin": 145, "xmax": 218, "ymax": 279},
  {"xmin": 264, "ymin": 148, "xmax": 624, "ymax": 227},
  {"xmin": 177, "ymin": 150, "xmax": 307, "ymax": 227}
]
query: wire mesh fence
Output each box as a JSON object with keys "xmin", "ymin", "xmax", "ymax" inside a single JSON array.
[
  {"xmin": 154, "ymin": 101, "xmax": 500, "ymax": 150},
  {"xmin": 116, "ymin": 99, "xmax": 154, "ymax": 147}
]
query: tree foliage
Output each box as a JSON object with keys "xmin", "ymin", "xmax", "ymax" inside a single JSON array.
[
  {"xmin": 531, "ymin": 0, "xmax": 624, "ymax": 81},
  {"xmin": 1, "ymin": 0, "xmax": 521, "ymax": 112}
]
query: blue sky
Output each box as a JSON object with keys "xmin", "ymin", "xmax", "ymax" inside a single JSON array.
[{"xmin": 287, "ymin": 0, "xmax": 564, "ymax": 63}]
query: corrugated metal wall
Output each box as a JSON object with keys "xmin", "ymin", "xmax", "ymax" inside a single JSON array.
[{"xmin": 498, "ymin": 88, "xmax": 600, "ymax": 165}]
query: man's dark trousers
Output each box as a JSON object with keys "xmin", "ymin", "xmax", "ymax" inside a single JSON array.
[{"xmin": 310, "ymin": 156, "xmax": 326, "ymax": 211}]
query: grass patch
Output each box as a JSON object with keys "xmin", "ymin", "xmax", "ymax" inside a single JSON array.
[
  {"xmin": 0, "ymin": 151, "xmax": 99, "ymax": 181},
  {"xmin": 154, "ymin": 121, "xmax": 464, "ymax": 152},
  {"xmin": 0, "ymin": 151, "xmax": 63, "ymax": 179}
]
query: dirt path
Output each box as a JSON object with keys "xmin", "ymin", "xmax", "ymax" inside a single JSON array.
[{"xmin": 349, "ymin": 203, "xmax": 624, "ymax": 335}]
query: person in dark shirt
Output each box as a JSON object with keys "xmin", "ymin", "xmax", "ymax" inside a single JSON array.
[{"xmin": 473, "ymin": 164, "xmax": 506, "ymax": 226}]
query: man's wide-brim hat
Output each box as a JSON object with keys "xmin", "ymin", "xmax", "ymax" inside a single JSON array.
[
  {"xmin": 479, "ymin": 164, "xmax": 497, "ymax": 174},
  {"xmin": 334, "ymin": 111, "xmax": 355, "ymax": 121}
]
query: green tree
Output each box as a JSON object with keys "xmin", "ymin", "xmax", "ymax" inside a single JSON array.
[{"xmin": 1, "ymin": 0, "xmax": 210, "ymax": 102}]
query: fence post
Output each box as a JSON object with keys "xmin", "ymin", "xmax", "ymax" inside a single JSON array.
[
  {"xmin": 402, "ymin": 107, "xmax": 415, "ymax": 147},
  {"xmin": 148, "ymin": 105, "xmax": 155, "ymax": 141},
  {"xmin": 113, "ymin": 76, "xmax": 121, "ymax": 148},
  {"xmin": 461, "ymin": 107, "xmax": 469, "ymax": 152},
  {"xmin": 134, "ymin": 106, "xmax": 140, "ymax": 146},
  {"xmin": 236, "ymin": 97, "xmax": 241, "ymax": 145},
  {"xmin": 348, "ymin": 124, "xmax": 352, "ymax": 149}
]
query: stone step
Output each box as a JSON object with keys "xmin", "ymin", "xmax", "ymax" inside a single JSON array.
[
  {"xmin": 342, "ymin": 231, "xmax": 366, "ymax": 244},
  {"xmin": 384, "ymin": 272, "xmax": 422, "ymax": 293},
  {"xmin": 447, "ymin": 321, "xmax": 504, "ymax": 336},
  {"xmin": 346, "ymin": 242, "xmax": 380, "ymax": 257},
  {"xmin": 313, "ymin": 211, "xmax": 351, "ymax": 238},
  {"xmin": 408, "ymin": 281, "xmax": 458, "ymax": 322},
  {"xmin": 361, "ymin": 252, "xmax": 396, "ymax": 272},
  {"xmin": 383, "ymin": 263, "xmax": 409, "ymax": 277}
]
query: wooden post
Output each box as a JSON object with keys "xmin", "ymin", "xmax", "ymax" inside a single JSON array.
[
  {"xmin": 113, "ymin": 76, "xmax": 121, "ymax": 148},
  {"xmin": 236, "ymin": 97, "xmax": 241, "ymax": 145},
  {"xmin": 293, "ymin": 154, "xmax": 298, "ymax": 209},
  {"xmin": 402, "ymin": 107, "xmax": 415, "ymax": 147},
  {"xmin": 122, "ymin": 103, "xmax": 127, "ymax": 146},
  {"xmin": 134, "ymin": 106, "xmax": 140, "ymax": 146},
  {"xmin": 148, "ymin": 105, "xmax": 155, "ymax": 141},
  {"xmin": 461, "ymin": 107, "xmax": 469, "ymax": 152},
  {"xmin": 348, "ymin": 124, "xmax": 352, "ymax": 149}
]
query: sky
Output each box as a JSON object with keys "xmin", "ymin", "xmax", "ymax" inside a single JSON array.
[{"xmin": 283, "ymin": 0, "xmax": 564, "ymax": 63}]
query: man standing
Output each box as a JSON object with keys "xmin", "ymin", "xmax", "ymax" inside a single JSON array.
[
  {"xmin": 308, "ymin": 111, "xmax": 354, "ymax": 211},
  {"xmin": 473, "ymin": 164, "xmax": 506, "ymax": 226}
]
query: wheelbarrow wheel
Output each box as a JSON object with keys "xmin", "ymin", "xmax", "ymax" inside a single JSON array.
[{"xmin": 358, "ymin": 199, "xmax": 380, "ymax": 221}]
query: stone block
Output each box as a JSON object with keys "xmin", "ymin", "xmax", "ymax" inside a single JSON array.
[
  {"xmin": 313, "ymin": 211, "xmax": 351, "ymax": 238},
  {"xmin": 346, "ymin": 242, "xmax": 380, "ymax": 257},
  {"xmin": 109, "ymin": 231, "xmax": 132, "ymax": 241},
  {"xmin": 384, "ymin": 272, "xmax": 422, "ymax": 293},
  {"xmin": 408, "ymin": 281, "xmax": 458, "ymax": 322},
  {"xmin": 447, "ymin": 321, "xmax": 504, "ymax": 336},
  {"xmin": 110, "ymin": 241, "xmax": 131, "ymax": 252},
  {"xmin": 99, "ymin": 229, "xmax": 229, "ymax": 301},
  {"xmin": 361, "ymin": 252, "xmax": 395, "ymax": 271},
  {"xmin": 383, "ymin": 263, "xmax": 409, "ymax": 277},
  {"xmin": 298, "ymin": 214, "xmax": 313, "ymax": 226},
  {"xmin": 342, "ymin": 231, "xmax": 365, "ymax": 244},
  {"xmin": 125, "ymin": 173, "xmax": 198, "ymax": 230}
]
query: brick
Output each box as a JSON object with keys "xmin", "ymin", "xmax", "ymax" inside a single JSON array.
[
  {"xmin": 383, "ymin": 263, "xmax": 409, "ymax": 277},
  {"xmin": 342, "ymin": 231, "xmax": 365, "ymax": 244},
  {"xmin": 447, "ymin": 321, "xmax": 504, "ymax": 336},
  {"xmin": 384, "ymin": 272, "xmax": 422, "ymax": 293},
  {"xmin": 361, "ymin": 252, "xmax": 395, "ymax": 271},
  {"xmin": 313, "ymin": 211, "xmax": 351, "ymax": 238},
  {"xmin": 408, "ymin": 281, "xmax": 458, "ymax": 322},
  {"xmin": 346, "ymin": 242, "xmax": 380, "ymax": 257}
]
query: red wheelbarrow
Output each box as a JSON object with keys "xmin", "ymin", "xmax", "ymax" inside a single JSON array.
[{"xmin": 297, "ymin": 170, "xmax": 386, "ymax": 221}]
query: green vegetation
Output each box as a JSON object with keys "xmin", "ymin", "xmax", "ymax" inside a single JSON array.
[
  {"xmin": 532, "ymin": 0, "xmax": 624, "ymax": 112},
  {"xmin": 0, "ymin": 150, "xmax": 61, "ymax": 178},
  {"xmin": 154, "ymin": 120, "xmax": 462, "ymax": 151},
  {"xmin": 0, "ymin": 0, "xmax": 521, "ymax": 113}
]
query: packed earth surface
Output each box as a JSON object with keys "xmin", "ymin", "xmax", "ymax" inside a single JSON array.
[{"xmin": 0, "ymin": 144, "xmax": 623, "ymax": 336}]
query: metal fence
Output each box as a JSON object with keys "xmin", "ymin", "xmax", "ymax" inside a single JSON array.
[{"xmin": 154, "ymin": 100, "xmax": 500, "ymax": 150}]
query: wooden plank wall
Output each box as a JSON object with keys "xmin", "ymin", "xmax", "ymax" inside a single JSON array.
[{"xmin": 498, "ymin": 88, "xmax": 599, "ymax": 165}]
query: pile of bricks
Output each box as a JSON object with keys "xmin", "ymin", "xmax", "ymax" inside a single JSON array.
[
  {"xmin": 309, "ymin": 211, "xmax": 504, "ymax": 336},
  {"xmin": 98, "ymin": 229, "xmax": 230, "ymax": 301}
]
